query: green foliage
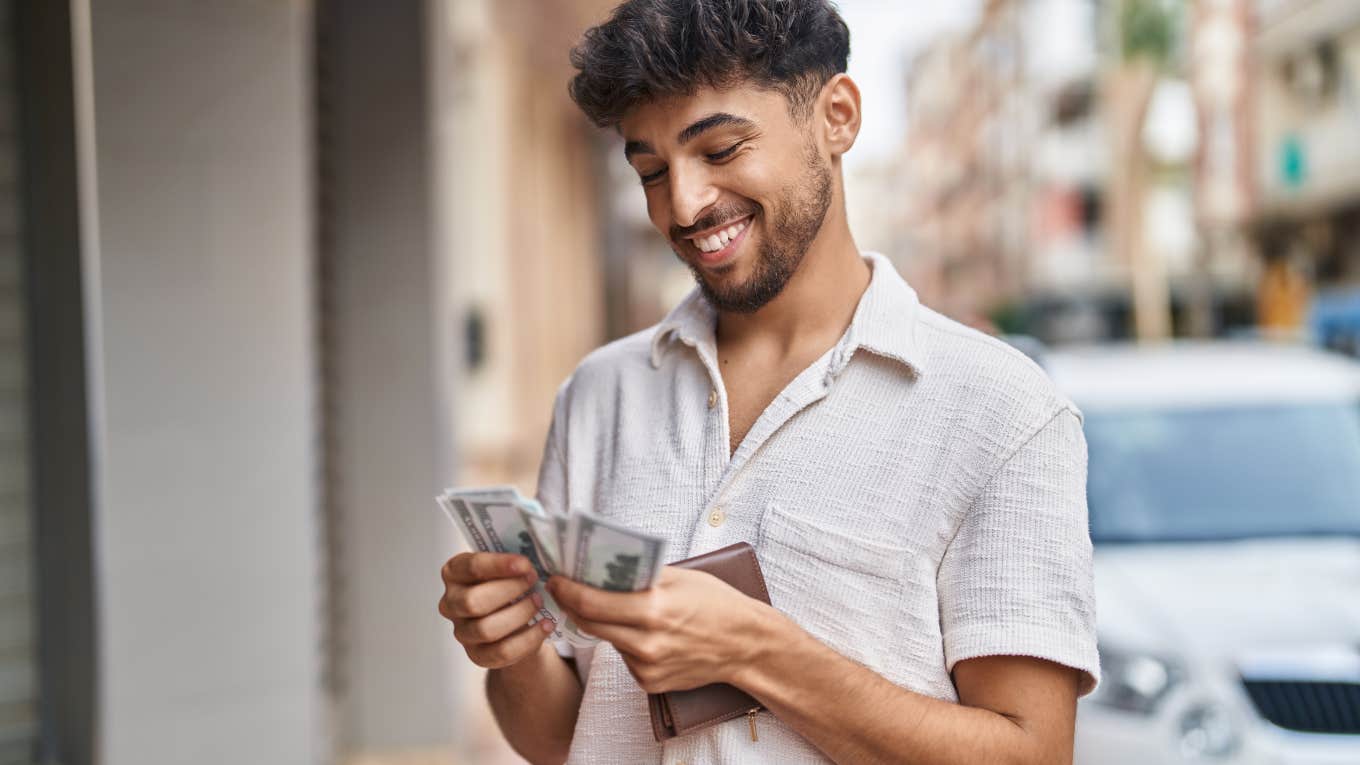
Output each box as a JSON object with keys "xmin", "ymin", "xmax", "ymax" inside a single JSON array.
[
  {"xmin": 990, "ymin": 301, "xmax": 1028, "ymax": 336},
  {"xmin": 1120, "ymin": 0, "xmax": 1177, "ymax": 64}
]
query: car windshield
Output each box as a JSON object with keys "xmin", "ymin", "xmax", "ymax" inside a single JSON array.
[{"xmin": 1083, "ymin": 400, "xmax": 1360, "ymax": 543}]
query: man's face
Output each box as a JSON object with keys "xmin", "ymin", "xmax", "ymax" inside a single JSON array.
[{"xmin": 620, "ymin": 84, "xmax": 833, "ymax": 313}]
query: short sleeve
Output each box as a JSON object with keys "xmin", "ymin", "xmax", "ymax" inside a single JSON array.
[
  {"xmin": 535, "ymin": 380, "xmax": 575, "ymax": 659},
  {"xmin": 937, "ymin": 407, "xmax": 1100, "ymax": 696}
]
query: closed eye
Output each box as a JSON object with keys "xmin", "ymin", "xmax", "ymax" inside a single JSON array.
[
  {"xmin": 706, "ymin": 141, "xmax": 744, "ymax": 162},
  {"xmin": 638, "ymin": 141, "xmax": 745, "ymax": 186}
]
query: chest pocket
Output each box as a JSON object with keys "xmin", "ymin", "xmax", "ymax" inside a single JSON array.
[{"xmin": 757, "ymin": 502, "xmax": 909, "ymax": 678}]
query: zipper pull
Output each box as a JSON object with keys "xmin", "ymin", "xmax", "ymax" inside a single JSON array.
[{"xmin": 747, "ymin": 708, "xmax": 759, "ymax": 742}]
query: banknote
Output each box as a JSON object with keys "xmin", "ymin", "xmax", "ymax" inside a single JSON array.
[
  {"xmin": 438, "ymin": 489, "xmax": 670, "ymax": 647},
  {"xmin": 437, "ymin": 488, "xmax": 565, "ymax": 641},
  {"xmin": 515, "ymin": 498, "xmax": 563, "ymax": 575},
  {"xmin": 567, "ymin": 509, "xmax": 667, "ymax": 592}
]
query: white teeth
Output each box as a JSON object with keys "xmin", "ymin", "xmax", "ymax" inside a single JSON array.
[{"xmin": 694, "ymin": 218, "xmax": 748, "ymax": 253}]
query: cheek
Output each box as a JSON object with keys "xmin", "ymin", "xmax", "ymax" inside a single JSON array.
[{"xmin": 719, "ymin": 162, "xmax": 776, "ymax": 213}]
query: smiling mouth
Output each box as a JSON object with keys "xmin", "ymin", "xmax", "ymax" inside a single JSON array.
[{"xmin": 685, "ymin": 215, "xmax": 753, "ymax": 255}]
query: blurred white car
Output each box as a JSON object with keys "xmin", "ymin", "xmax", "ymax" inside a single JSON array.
[{"xmin": 1042, "ymin": 342, "xmax": 1360, "ymax": 765}]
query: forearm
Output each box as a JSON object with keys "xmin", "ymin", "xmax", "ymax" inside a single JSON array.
[
  {"xmin": 486, "ymin": 641, "xmax": 583, "ymax": 765},
  {"xmin": 736, "ymin": 611, "xmax": 1046, "ymax": 765}
]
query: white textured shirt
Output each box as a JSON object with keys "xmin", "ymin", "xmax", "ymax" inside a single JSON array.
[{"xmin": 536, "ymin": 252, "xmax": 1099, "ymax": 765}]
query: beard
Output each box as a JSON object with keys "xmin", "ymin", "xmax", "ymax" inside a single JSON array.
[{"xmin": 676, "ymin": 142, "xmax": 833, "ymax": 314}]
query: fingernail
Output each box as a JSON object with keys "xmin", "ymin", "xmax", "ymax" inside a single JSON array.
[
  {"xmin": 540, "ymin": 619, "xmax": 555, "ymax": 632},
  {"xmin": 532, "ymin": 592, "xmax": 543, "ymax": 609}
]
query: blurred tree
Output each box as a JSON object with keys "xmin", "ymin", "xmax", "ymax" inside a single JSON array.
[
  {"xmin": 1108, "ymin": 0, "xmax": 1178, "ymax": 341},
  {"xmin": 1121, "ymin": 0, "xmax": 1174, "ymax": 62}
]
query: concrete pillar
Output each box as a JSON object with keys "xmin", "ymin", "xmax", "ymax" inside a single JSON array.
[{"xmin": 74, "ymin": 1, "xmax": 324, "ymax": 762}]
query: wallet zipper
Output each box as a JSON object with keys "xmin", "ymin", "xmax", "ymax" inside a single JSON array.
[{"xmin": 747, "ymin": 707, "xmax": 760, "ymax": 742}]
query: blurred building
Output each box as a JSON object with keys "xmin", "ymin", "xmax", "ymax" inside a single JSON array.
[
  {"xmin": 1025, "ymin": 0, "xmax": 1119, "ymax": 342},
  {"xmin": 1250, "ymin": 0, "xmax": 1360, "ymax": 350},
  {"xmin": 869, "ymin": 0, "xmax": 1262, "ymax": 344},
  {"xmin": 889, "ymin": 0, "xmax": 1032, "ymax": 330},
  {"xmin": 1186, "ymin": 0, "xmax": 1259, "ymax": 336},
  {"xmin": 885, "ymin": 0, "xmax": 1120, "ymax": 338}
]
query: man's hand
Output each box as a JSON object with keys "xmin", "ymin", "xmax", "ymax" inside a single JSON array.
[
  {"xmin": 442, "ymin": 552, "xmax": 583, "ymax": 765},
  {"xmin": 438, "ymin": 552, "xmax": 555, "ymax": 669},
  {"xmin": 548, "ymin": 565, "xmax": 775, "ymax": 693}
]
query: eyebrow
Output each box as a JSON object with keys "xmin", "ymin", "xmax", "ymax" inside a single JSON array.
[
  {"xmin": 623, "ymin": 111, "xmax": 757, "ymax": 161},
  {"xmin": 677, "ymin": 112, "xmax": 755, "ymax": 145}
]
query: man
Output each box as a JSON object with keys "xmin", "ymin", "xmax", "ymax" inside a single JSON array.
[{"xmin": 437, "ymin": 1, "xmax": 1099, "ymax": 763}]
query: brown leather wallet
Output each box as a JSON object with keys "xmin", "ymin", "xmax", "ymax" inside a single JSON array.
[{"xmin": 646, "ymin": 542, "xmax": 772, "ymax": 742}]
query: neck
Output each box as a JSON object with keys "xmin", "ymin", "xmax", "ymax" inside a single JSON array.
[{"xmin": 715, "ymin": 197, "xmax": 870, "ymax": 356}]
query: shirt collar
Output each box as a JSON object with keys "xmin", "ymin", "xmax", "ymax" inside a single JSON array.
[
  {"xmin": 648, "ymin": 280, "xmax": 717, "ymax": 368},
  {"xmin": 649, "ymin": 252, "xmax": 922, "ymax": 377}
]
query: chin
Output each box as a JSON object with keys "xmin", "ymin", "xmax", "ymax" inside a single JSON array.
[{"xmin": 695, "ymin": 262, "xmax": 748, "ymax": 296}]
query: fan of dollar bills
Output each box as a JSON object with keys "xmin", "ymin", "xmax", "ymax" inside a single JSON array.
[{"xmin": 436, "ymin": 486, "xmax": 668, "ymax": 647}]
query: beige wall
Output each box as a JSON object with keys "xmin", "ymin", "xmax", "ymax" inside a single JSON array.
[{"xmin": 443, "ymin": 0, "xmax": 612, "ymax": 491}]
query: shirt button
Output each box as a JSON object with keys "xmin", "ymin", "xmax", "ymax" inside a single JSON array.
[
  {"xmin": 708, "ymin": 508, "xmax": 726, "ymax": 527},
  {"xmin": 707, "ymin": 388, "xmax": 718, "ymax": 409}
]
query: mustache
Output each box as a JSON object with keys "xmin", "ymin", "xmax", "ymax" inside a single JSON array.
[{"xmin": 670, "ymin": 204, "xmax": 758, "ymax": 242}]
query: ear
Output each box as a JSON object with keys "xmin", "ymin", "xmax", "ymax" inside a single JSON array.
[{"xmin": 819, "ymin": 73, "xmax": 861, "ymax": 157}]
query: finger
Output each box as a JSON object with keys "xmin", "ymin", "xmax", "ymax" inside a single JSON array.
[
  {"xmin": 454, "ymin": 592, "xmax": 544, "ymax": 646},
  {"xmin": 466, "ymin": 619, "xmax": 554, "ymax": 670},
  {"xmin": 564, "ymin": 612, "xmax": 649, "ymax": 654},
  {"xmin": 548, "ymin": 575, "xmax": 655, "ymax": 626},
  {"xmin": 617, "ymin": 650, "xmax": 663, "ymax": 688},
  {"xmin": 448, "ymin": 577, "xmax": 536, "ymax": 619},
  {"xmin": 443, "ymin": 552, "xmax": 535, "ymax": 585},
  {"xmin": 619, "ymin": 650, "xmax": 688, "ymax": 695}
]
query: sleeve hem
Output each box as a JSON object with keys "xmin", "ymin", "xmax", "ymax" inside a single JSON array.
[{"xmin": 944, "ymin": 622, "xmax": 1101, "ymax": 698}]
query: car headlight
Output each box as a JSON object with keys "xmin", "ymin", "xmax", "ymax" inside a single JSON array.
[
  {"xmin": 1177, "ymin": 702, "xmax": 1240, "ymax": 760},
  {"xmin": 1088, "ymin": 644, "xmax": 1183, "ymax": 715}
]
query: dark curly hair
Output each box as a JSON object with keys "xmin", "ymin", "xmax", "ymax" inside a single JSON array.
[{"xmin": 569, "ymin": 0, "xmax": 851, "ymax": 129}]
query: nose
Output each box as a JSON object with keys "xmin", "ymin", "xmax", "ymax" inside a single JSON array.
[{"xmin": 667, "ymin": 162, "xmax": 719, "ymax": 229}]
